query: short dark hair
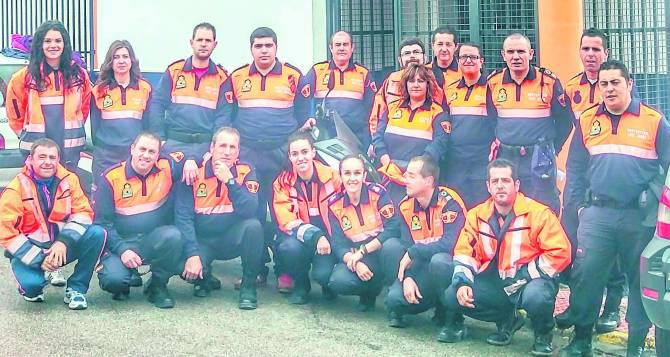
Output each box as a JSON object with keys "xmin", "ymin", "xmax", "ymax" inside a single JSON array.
[
  {"xmin": 250, "ymin": 27, "xmax": 277, "ymax": 46},
  {"xmin": 399, "ymin": 37, "xmax": 426, "ymax": 56},
  {"xmin": 287, "ymin": 130, "xmax": 314, "ymax": 150},
  {"xmin": 339, "ymin": 154, "xmax": 365, "ymax": 173},
  {"xmin": 192, "ymin": 22, "xmax": 216, "ymax": 40},
  {"xmin": 458, "ymin": 42, "xmax": 483, "ymax": 57},
  {"xmin": 409, "ymin": 155, "xmax": 440, "ymax": 183},
  {"xmin": 580, "ymin": 28, "xmax": 608, "ymax": 49},
  {"xmin": 132, "ymin": 132, "xmax": 162, "ymax": 150},
  {"xmin": 599, "ymin": 59, "xmax": 630, "ymax": 81},
  {"xmin": 30, "ymin": 138, "xmax": 60, "ymax": 156},
  {"xmin": 432, "ymin": 26, "xmax": 459, "ymax": 44},
  {"xmin": 487, "ymin": 159, "xmax": 518, "ymax": 180}
]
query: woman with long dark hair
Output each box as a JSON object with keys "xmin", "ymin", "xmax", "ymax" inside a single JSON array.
[
  {"xmin": 372, "ymin": 63, "xmax": 450, "ymax": 203},
  {"xmin": 90, "ymin": 40, "xmax": 151, "ymax": 184},
  {"xmin": 6, "ymin": 20, "xmax": 91, "ymax": 169}
]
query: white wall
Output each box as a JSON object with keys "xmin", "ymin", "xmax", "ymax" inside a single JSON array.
[{"xmin": 96, "ymin": 0, "xmax": 325, "ymax": 74}]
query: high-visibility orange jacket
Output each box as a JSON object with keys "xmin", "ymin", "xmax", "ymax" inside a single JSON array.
[
  {"xmin": 398, "ymin": 186, "xmax": 467, "ymax": 263},
  {"xmin": 487, "ymin": 66, "xmax": 573, "ymax": 151},
  {"xmin": 90, "ymin": 79, "xmax": 152, "ymax": 150},
  {"xmin": 452, "ymin": 193, "xmax": 571, "ymax": 287},
  {"xmin": 175, "ymin": 159, "xmax": 259, "ymax": 258},
  {"xmin": 327, "ymin": 183, "xmax": 401, "ymax": 259},
  {"xmin": 369, "ymin": 70, "xmax": 403, "ymax": 135},
  {"xmin": 427, "ymin": 57, "xmax": 462, "ymax": 104},
  {"xmin": 271, "ymin": 161, "xmax": 340, "ymax": 244},
  {"xmin": 94, "ymin": 158, "xmax": 178, "ymax": 255},
  {"xmin": 226, "ymin": 61, "xmax": 310, "ymax": 147},
  {"xmin": 6, "ymin": 64, "xmax": 91, "ymax": 161},
  {"xmin": 0, "ymin": 164, "xmax": 94, "ymax": 268},
  {"xmin": 148, "ymin": 57, "xmax": 231, "ymax": 156},
  {"xmin": 303, "ymin": 60, "xmax": 375, "ymax": 135},
  {"xmin": 567, "ymin": 99, "xmax": 670, "ymax": 208}
]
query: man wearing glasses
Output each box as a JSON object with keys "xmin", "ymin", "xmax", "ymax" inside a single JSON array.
[
  {"xmin": 442, "ymin": 43, "xmax": 496, "ymax": 209},
  {"xmin": 368, "ymin": 38, "xmax": 427, "ymax": 137}
]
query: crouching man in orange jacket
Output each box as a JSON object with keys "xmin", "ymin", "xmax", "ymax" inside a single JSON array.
[
  {"xmin": 431, "ymin": 158, "xmax": 571, "ymax": 356},
  {"xmin": 0, "ymin": 138, "xmax": 106, "ymax": 310}
]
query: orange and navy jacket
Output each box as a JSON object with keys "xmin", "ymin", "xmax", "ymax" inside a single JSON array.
[
  {"xmin": 148, "ymin": 57, "xmax": 231, "ymax": 156},
  {"xmin": 565, "ymin": 71, "xmax": 640, "ymax": 122},
  {"xmin": 369, "ymin": 69, "xmax": 403, "ymax": 135},
  {"xmin": 566, "ymin": 99, "xmax": 670, "ymax": 208},
  {"xmin": 444, "ymin": 74, "xmax": 496, "ymax": 165},
  {"xmin": 175, "ymin": 159, "xmax": 259, "ymax": 258},
  {"xmin": 225, "ymin": 60, "xmax": 309, "ymax": 147},
  {"xmin": 271, "ymin": 161, "xmax": 341, "ymax": 244},
  {"xmin": 372, "ymin": 98, "xmax": 450, "ymax": 163},
  {"xmin": 452, "ymin": 193, "xmax": 571, "ymax": 287},
  {"xmin": 398, "ymin": 186, "xmax": 467, "ymax": 264},
  {"xmin": 6, "ymin": 64, "xmax": 91, "ymax": 161},
  {"xmin": 0, "ymin": 164, "xmax": 95, "ymax": 268},
  {"xmin": 427, "ymin": 57, "xmax": 462, "ymax": 104},
  {"xmin": 90, "ymin": 79, "xmax": 152, "ymax": 150},
  {"xmin": 94, "ymin": 157, "xmax": 179, "ymax": 255},
  {"xmin": 327, "ymin": 183, "xmax": 401, "ymax": 260},
  {"xmin": 488, "ymin": 66, "xmax": 573, "ymax": 151},
  {"xmin": 303, "ymin": 60, "xmax": 375, "ymax": 135}
]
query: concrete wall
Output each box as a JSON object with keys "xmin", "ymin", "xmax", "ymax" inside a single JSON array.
[{"xmin": 95, "ymin": 0, "xmax": 328, "ymax": 74}]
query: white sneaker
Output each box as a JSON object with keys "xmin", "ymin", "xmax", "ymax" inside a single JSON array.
[
  {"xmin": 23, "ymin": 294, "xmax": 45, "ymax": 302},
  {"xmin": 64, "ymin": 288, "xmax": 88, "ymax": 310},
  {"xmin": 47, "ymin": 268, "xmax": 66, "ymax": 287}
]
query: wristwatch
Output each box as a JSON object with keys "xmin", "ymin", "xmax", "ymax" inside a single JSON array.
[
  {"xmin": 359, "ymin": 244, "xmax": 367, "ymax": 255},
  {"xmin": 226, "ymin": 178, "xmax": 236, "ymax": 186}
]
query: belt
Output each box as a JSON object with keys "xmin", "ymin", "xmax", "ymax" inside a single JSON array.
[
  {"xmin": 498, "ymin": 143, "xmax": 535, "ymax": 157},
  {"xmin": 166, "ymin": 130, "xmax": 212, "ymax": 144},
  {"xmin": 241, "ymin": 137, "xmax": 286, "ymax": 150},
  {"xmin": 590, "ymin": 194, "xmax": 638, "ymax": 209}
]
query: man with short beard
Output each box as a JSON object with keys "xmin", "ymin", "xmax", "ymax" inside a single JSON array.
[{"xmin": 149, "ymin": 22, "xmax": 232, "ymax": 187}]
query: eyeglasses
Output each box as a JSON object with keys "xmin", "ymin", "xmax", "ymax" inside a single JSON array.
[
  {"xmin": 400, "ymin": 50, "xmax": 424, "ymax": 57},
  {"xmin": 458, "ymin": 55, "xmax": 481, "ymax": 61}
]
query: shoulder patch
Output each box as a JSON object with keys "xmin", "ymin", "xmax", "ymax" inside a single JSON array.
[
  {"xmin": 441, "ymin": 210, "xmax": 458, "ymax": 224},
  {"xmin": 379, "ymin": 203, "xmax": 395, "ymax": 219},
  {"xmin": 169, "ymin": 151, "xmax": 185, "ymax": 163}
]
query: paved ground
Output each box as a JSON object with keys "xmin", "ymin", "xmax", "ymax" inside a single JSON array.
[{"xmin": 0, "ymin": 258, "xmax": 571, "ymax": 357}]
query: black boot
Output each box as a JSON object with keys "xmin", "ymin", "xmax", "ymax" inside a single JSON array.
[
  {"xmin": 129, "ymin": 268, "xmax": 143, "ymax": 287},
  {"xmin": 238, "ymin": 277, "xmax": 258, "ymax": 310},
  {"xmin": 193, "ymin": 279, "xmax": 211, "ymax": 298},
  {"xmin": 486, "ymin": 314, "xmax": 525, "ymax": 346},
  {"xmin": 432, "ymin": 304, "xmax": 446, "ymax": 326},
  {"xmin": 437, "ymin": 314, "xmax": 467, "ymax": 343},
  {"xmin": 357, "ymin": 292, "xmax": 376, "ymax": 312},
  {"xmin": 388, "ymin": 310, "xmax": 407, "ymax": 328},
  {"xmin": 531, "ymin": 330, "xmax": 554, "ymax": 356},
  {"xmin": 558, "ymin": 327, "xmax": 593, "ymax": 357},
  {"xmin": 321, "ymin": 285, "xmax": 337, "ymax": 300},
  {"xmin": 595, "ymin": 310, "xmax": 620, "ymax": 334},
  {"xmin": 289, "ymin": 277, "xmax": 311, "ymax": 305},
  {"xmin": 144, "ymin": 279, "xmax": 175, "ymax": 309}
]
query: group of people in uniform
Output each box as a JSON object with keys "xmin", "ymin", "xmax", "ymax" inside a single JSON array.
[{"xmin": 0, "ymin": 19, "xmax": 666, "ymax": 357}]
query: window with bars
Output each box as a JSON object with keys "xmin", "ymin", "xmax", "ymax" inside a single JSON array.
[
  {"xmin": 1, "ymin": 0, "xmax": 94, "ymax": 67},
  {"xmin": 331, "ymin": 0, "xmax": 396, "ymax": 82},
  {"xmin": 397, "ymin": 0, "xmax": 538, "ymax": 71},
  {"xmin": 584, "ymin": 0, "xmax": 669, "ymax": 116}
]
